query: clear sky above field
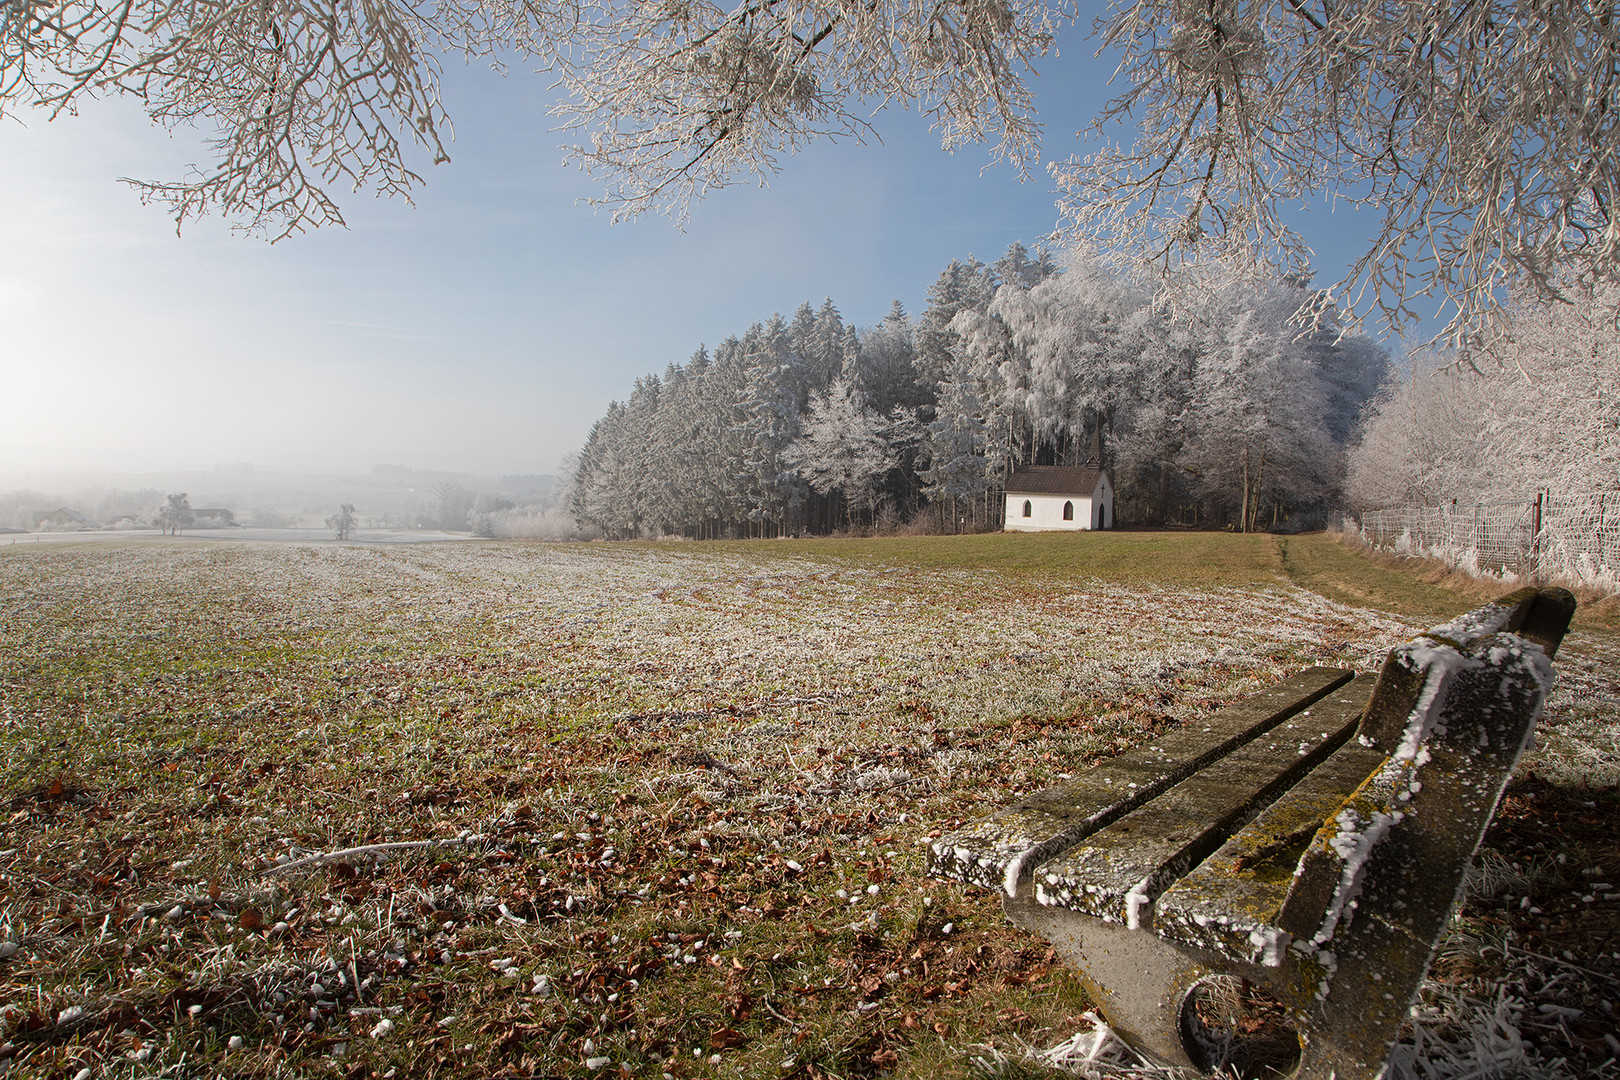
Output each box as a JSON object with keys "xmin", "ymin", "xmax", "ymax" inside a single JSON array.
[{"xmin": 0, "ymin": 16, "xmax": 1402, "ymax": 480}]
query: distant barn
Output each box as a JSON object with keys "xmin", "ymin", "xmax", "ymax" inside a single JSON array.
[{"xmin": 1003, "ymin": 466, "xmax": 1114, "ymax": 532}]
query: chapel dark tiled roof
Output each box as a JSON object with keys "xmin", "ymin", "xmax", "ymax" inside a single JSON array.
[{"xmin": 1004, "ymin": 466, "xmax": 1106, "ymax": 495}]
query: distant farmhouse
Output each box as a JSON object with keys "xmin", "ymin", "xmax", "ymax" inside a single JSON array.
[
  {"xmin": 31, "ymin": 507, "xmax": 102, "ymax": 531},
  {"xmin": 1004, "ymin": 466, "xmax": 1114, "ymax": 532}
]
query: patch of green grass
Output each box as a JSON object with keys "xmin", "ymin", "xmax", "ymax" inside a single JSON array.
[
  {"xmin": 1278, "ymin": 532, "xmax": 1620, "ymax": 634},
  {"xmin": 1276, "ymin": 533, "xmax": 1485, "ymax": 622},
  {"xmin": 708, "ymin": 530, "xmax": 1289, "ymax": 590}
]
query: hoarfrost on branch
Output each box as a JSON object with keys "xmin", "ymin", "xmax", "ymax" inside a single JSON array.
[{"xmin": 8, "ymin": 0, "xmax": 1620, "ymax": 339}]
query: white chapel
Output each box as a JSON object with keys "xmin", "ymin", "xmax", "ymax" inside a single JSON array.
[{"xmin": 1003, "ymin": 466, "xmax": 1114, "ymax": 532}]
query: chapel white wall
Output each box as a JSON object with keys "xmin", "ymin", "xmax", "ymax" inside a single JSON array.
[{"xmin": 1004, "ymin": 493, "xmax": 1095, "ymax": 532}]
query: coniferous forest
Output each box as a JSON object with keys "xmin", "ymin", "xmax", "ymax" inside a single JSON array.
[{"xmin": 570, "ymin": 245, "xmax": 1391, "ymax": 537}]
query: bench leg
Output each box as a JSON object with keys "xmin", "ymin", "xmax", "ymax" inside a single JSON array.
[
  {"xmin": 1289, "ymin": 914, "xmax": 1441, "ymax": 1080},
  {"xmin": 1002, "ymin": 887, "xmax": 1426, "ymax": 1079},
  {"xmin": 1001, "ymin": 889, "xmax": 1212, "ymax": 1069}
]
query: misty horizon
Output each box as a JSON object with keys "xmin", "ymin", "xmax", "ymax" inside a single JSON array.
[{"xmin": 0, "ymin": 462, "xmax": 559, "ymax": 529}]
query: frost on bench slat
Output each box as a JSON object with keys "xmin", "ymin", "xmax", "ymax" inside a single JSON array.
[
  {"xmin": 1029, "ymin": 683, "xmax": 1370, "ymax": 929},
  {"xmin": 927, "ymin": 667, "xmax": 1354, "ymax": 895},
  {"xmin": 1359, "ymin": 586, "xmax": 1575, "ymax": 750},
  {"xmin": 1276, "ymin": 632, "xmax": 1554, "ymax": 949}
]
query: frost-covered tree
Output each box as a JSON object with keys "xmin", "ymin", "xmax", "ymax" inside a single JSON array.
[
  {"xmin": 328, "ymin": 503, "xmax": 357, "ymax": 540},
  {"xmin": 806, "ymin": 299, "xmax": 851, "ymax": 395},
  {"xmin": 1347, "ymin": 278, "xmax": 1620, "ymax": 510},
  {"xmin": 921, "ymin": 358, "xmax": 994, "ymax": 531},
  {"xmin": 993, "ymin": 241, "xmax": 1059, "ymax": 293},
  {"xmin": 648, "ymin": 357, "xmax": 708, "ymax": 531},
  {"xmin": 852, "ymin": 302, "xmax": 926, "ymax": 419},
  {"xmin": 1175, "ymin": 280, "xmax": 1336, "ymax": 532},
  {"xmin": 429, "ymin": 481, "xmax": 476, "ymax": 532},
  {"xmin": 13, "ymin": 0, "xmax": 1617, "ymax": 344},
  {"xmin": 916, "ymin": 257, "xmax": 997, "ymax": 392},
  {"xmin": 986, "ymin": 246, "xmax": 1152, "ymax": 466},
  {"xmin": 158, "ymin": 492, "xmax": 193, "ymax": 535},
  {"xmin": 744, "ymin": 316, "xmax": 810, "ymax": 534},
  {"xmin": 783, "ymin": 376, "xmax": 895, "ymax": 529},
  {"xmin": 698, "ymin": 333, "xmax": 759, "ymax": 532},
  {"xmin": 576, "ymin": 409, "xmax": 623, "ymax": 536}
]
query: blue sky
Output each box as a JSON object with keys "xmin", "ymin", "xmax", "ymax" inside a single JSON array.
[{"xmin": 0, "ymin": 21, "xmax": 1398, "ymax": 480}]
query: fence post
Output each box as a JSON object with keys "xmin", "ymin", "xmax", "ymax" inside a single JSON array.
[{"xmin": 1530, "ymin": 491, "xmax": 1545, "ymax": 583}]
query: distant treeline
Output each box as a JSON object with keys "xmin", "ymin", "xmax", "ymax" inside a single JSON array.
[{"xmin": 571, "ymin": 245, "xmax": 1390, "ymax": 537}]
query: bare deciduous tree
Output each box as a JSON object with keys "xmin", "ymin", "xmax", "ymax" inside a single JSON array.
[
  {"xmin": 327, "ymin": 503, "xmax": 357, "ymax": 540},
  {"xmin": 157, "ymin": 492, "xmax": 192, "ymax": 535},
  {"xmin": 428, "ymin": 482, "xmax": 474, "ymax": 531}
]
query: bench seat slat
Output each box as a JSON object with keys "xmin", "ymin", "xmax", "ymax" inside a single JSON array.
[
  {"xmin": 927, "ymin": 667, "xmax": 1355, "ymax": 894},
  {"xmin": 1030, "ymin": 681, "xmax": 1370, "ymax": 926},
  {"xmin": 1152, "ymin": 709, "xmax": 1383, "ymax": 965}
]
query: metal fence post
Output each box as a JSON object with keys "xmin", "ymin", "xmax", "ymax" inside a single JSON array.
[
  {"xmin": 1600, "ymin": 493, "xmax": 1607, "ymax": 572},
  {"xmin": 1530, "ymin": 491, "xmax": 1545, "ymax": 583}
]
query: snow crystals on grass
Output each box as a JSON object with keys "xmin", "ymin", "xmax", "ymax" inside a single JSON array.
[{"xmin": 1, "ymin": 539, "xmax": 1615, "ymax": 1079}]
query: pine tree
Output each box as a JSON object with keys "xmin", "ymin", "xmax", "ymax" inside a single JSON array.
[
  {"xmin": 853, "ymin": 302, "xmax": 924, "ymax": 418},
  {"xmin": 916, "ymin": 258, "xmax": 996, "ymax": 394},
  {"xmin": 744, "ymin": 316, "xmax": 809, "ymax": 535}
]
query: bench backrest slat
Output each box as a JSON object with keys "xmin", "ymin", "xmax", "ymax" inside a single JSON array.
[
  {"xmin": 1272, "ymin": 632, "xmax": 1557, "ymax": 1067},
  {"xmin": 1359, "ymin": 586, "xmax": 1576, "ymax": 750},
  {"xmin": 1278, "ymin": 632, "xmax": 1556, "ymax": 947}
]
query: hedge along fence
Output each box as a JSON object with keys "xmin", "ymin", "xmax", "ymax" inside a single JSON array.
[{"xmin": 1350, "ymin": 493, "xmax": 1620, "ymax": 593}]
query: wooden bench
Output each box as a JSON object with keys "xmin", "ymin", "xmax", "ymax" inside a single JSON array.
[{"xmin": 928, "ymin": 587, "xmax": 1577, "ymax": 1079}]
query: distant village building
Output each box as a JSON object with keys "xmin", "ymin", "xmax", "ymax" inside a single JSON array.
[
  {"xmin": 1003, "ymin": 466, "xmax": 1114, "ymax": 532},
  {"xmin": 31, "ymin": 507, "xmax": 102, "ymax": 531}
]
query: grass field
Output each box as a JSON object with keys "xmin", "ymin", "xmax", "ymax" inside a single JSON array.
[{"xmin": 2, "ymin": 532, "xmax": 1617, "ymax": 1079}]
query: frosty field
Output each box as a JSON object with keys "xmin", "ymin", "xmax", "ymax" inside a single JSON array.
[{"xmin": 2, "ymin": 536, "xmax": 1617, "ymax": 1079}]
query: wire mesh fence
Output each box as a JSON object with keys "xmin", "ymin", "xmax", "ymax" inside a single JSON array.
[{"xmin": 1349, "ymin": 493, "xmax": 1620, "ymax": 592}]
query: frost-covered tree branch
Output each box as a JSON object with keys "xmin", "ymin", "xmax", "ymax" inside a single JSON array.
[
  {"xmin": 548, "ymin": 0, "xmax": 1061, "ymax": 220},
  {"xmin": 9, "ymin": 0, "xmax": 1620, "ymax": 347},
  {"xmin": 1055, "ymin": 0, "xmax": 1620, "ymax": 344},
  {"xmin": 0, "ymin": 0, "xmax": 576, "ymax": 237},
  {"xmin": 1, "ymin": 0, "xmax": 1056, "ymax": 234}
]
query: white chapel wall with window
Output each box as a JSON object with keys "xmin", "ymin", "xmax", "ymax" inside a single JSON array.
[{"xmin": 1003, "ymin": 466, "xmax": 1114, "ymax": 532}]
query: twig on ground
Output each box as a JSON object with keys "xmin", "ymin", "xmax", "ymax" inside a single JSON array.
[
  {"xmin": 260, "ymin": 835, "xmax": 481, "ymax": 876},
  {"xmin": 1505, "ymin": 944, "xmax": 1620, "ymax": 987}
]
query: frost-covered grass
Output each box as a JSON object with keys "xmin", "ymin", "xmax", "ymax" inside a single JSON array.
[{"xmin": 0, "ymin": 535, "xmax": 1615, "ymax": 1079}]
